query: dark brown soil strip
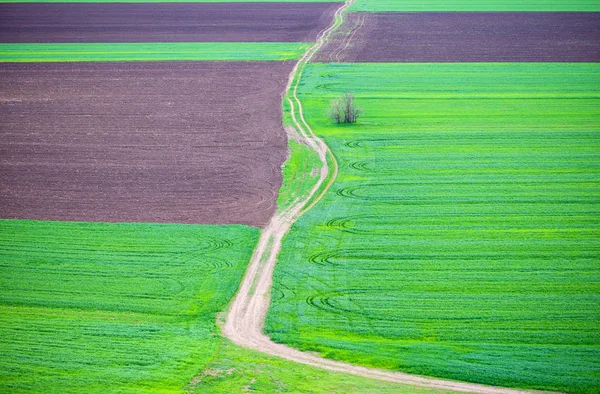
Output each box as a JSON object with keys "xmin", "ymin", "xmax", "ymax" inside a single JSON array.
[
  {"xmin": 314, "ymin": 12, "xmax": 600, "ymax": 62},
  {"xmin": 0, "ymin": 61, "xmax": 294, "ymax": 227},
  {"xmin": 0, "ymin": 2, "xmax": 340, "ymax": 43}
]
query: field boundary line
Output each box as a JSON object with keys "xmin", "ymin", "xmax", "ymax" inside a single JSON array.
[{"xmin": 220, "ymin": 2, "xmax": 552, "ymax": 393}]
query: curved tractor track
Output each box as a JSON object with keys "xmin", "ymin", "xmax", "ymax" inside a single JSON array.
[{"xmin": 222, "ymin": 2, "xmax": 548, "ymax": 393}]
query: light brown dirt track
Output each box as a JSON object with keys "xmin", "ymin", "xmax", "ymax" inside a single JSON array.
[{"xmin": 222, "ymin": 1, "xmax": 557, "ymax": 393}]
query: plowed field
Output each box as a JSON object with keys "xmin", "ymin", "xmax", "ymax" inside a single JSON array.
[
  {"xmin": 350, "ymin": 0, "xmax": 600, "ymax": 12},
  {"xmin": 315, "ymin": 12, "xmax": 600, "ymax": 62},
  {"xmin": 0, "ymin": 61, "xmax": 294, "ymax": 227},
  {"xmin": 0, "ymin": 2, "xmax": 340, "ymax": 43}
]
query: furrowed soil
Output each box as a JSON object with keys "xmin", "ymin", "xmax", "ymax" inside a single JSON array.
[
  {"xmin": 0, "ymin": 2, "xmax": 340, "ymax": 43},
  {"xmin": 314, "ymin": 12, "xmax": 600, "ymax": 62},
  {"xmin": 0, "ymin": 61, "xmax": 294, "ymax": 227}
]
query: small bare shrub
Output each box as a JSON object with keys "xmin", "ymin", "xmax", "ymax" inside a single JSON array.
[{"xmin": 328, "ymin": 93, "xmax": 362, "ymax": 124}]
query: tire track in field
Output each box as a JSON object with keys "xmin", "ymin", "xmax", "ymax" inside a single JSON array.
[
  {"xmin": 334, "ymin": 12, "xmax": 365, "ymax": 63},
  {"xmin": 220, "ymin": 1, "xmax": 553, "ymax": 393}
]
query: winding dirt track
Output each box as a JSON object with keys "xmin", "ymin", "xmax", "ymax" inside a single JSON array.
[{"xmin": 222, "ymin": 2, "xmax": 547, "ymax": 393}]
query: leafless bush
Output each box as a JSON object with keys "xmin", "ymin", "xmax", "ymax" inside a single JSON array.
[{"xmin": 328, "ymin": 93, "xmax": 362, "ymax": 124}]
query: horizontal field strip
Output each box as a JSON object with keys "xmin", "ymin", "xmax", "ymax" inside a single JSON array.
[
  {"xmin": 315, "ymin": 12, "xmax": 600, "ymax": 62},
  {"xmin": 0, "ymin": 3, "xmax": 340, "ymax": 43},
  {"xmin": 0, "ymin": 0, "xmax": 341, "ymax": 2},
  {"xmin": 0, "ymin": 219, "xmax": 258, "ymax": 314},
  {"xmin": 0, "ymin": 42, "xmax": 310, "ymax": 62},
  {"xmin": 351, "ymin": 0, "xmax": 600, "ymax": 12}
]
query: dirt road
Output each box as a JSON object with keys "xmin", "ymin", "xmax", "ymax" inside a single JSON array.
[{"xmin": 222, "ymin": 2, "xmax": 549, "ymax": 392}]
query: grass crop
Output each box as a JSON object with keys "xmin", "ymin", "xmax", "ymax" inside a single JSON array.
[
  {"xmin": 0, "ymin": 42, "xmax": 310, "ymax": 62},
  {"xmin": 190, "ymin": 340, "xmax": 459, "ymax": 393},
  {"xmin": 277, "ymin": 140, "xmax": 323, "ymax": 213},
  {"xmin": 0, "ymin": 0, "xmax": 341, "ymax": 2},
  {"xmin": 0, "ymin": 219, "xmax": 259, "ymax": 392},
  {"xmin": 350, "ymin": 0, "xmax": 600, "ymax": 11},
  {"xmin": 0, "ymin": 219, "xmax": 455, "ymax": 393},
  {"xmin": 266, "ymin": 63, "xmax": 600, "ymax": 393}
]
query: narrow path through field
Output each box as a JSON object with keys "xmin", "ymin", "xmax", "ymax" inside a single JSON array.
[{"xmin": 222, "ymin": 2, "xmax": 547, "ymax": 393}]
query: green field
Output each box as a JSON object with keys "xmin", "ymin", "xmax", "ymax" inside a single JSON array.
[
  {"xmin": 0, "ymin": 42, "xmax": 310, "ymax": 62},
  {"xmin": 0, "ymin": 220, "xmax": 259, "ymax": 392},
  {"xmin": 0, "ymin": 219, "xmax": 457, "ymax": 393},
  {"xmin": 277, "ymin": 140, "xmax": 323, "ymax": 212},
  {"xmin": 191, "ymin": 341, "xmax": 458, "ymax": 393},
  {"xmin": 0, "ymin": 0, "xmax": 341, "ymax": 2},
  {"xmin": 266, "ymin": 63, "xmax": 600, "ymax": 393},
  {"xmin": 350, "ymin": 0, "xmax": 600, "ymax": 11}
]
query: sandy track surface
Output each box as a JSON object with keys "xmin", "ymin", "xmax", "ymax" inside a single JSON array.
[{"xmin": 222, "ymin": 2, "xmax": 552, "ymax": 393}]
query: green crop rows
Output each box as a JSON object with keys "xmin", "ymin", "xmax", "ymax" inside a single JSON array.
[
  {"xmin": 266, "ymin": 63, "xmax": 600, "ymax": 393},
  {"xmin": 0, "ymin": 42, "xmax": 310, "ymax": 62},
  {"xmin": 0, "ymin": 220, "xmax": 453, "ymax": 392},
  {"xmin": 0, "ymin": 220, "xmax": 259, "ymax": 392},
  {"xmin": 0, "ymin": 0, "xmax": 341, "ymax": 2},
  {"xmin": 350, "ymin": 0, "xmax": 600, "ymax": 12}
]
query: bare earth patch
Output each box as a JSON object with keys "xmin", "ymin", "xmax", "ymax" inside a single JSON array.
[
  {"xmin": 314, "ymin": 12, "xmax": 600, "ymax": 62},
  {"xmin": 0, "ymin": 2, "xmax": 340, "ymax": 43},
  {"xmin": 0, "ymin": 61, "xmax": 295, "ymax": 227}
]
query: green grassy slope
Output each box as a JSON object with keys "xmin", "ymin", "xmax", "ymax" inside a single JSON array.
[
  {"xmin": 350, "ymin": 0, "xmax": 600, "ymax": 11},
  {"xmin": 266, "ymin": 63, "xmax": 600, "ymax": 393},
  {"xmin": 0, "ymin": 42, "xmax": 310, "ymax": 62},
  {"xmin": 0, "ymin": 220, "xmax": 259, "ymax": 392}
]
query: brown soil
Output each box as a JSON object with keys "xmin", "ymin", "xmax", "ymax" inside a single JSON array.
[
  {"xmin": 314, "ymin": 12, "xmax": 600, "ymax": 62},
  {"xmin": 0, "ymin": 2, "xmax": 340, "ymax": 43},
  {"xmin": 0, "ymin": 61, "xmax": 294, "ymax": 227}
]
